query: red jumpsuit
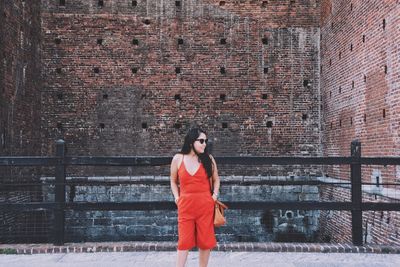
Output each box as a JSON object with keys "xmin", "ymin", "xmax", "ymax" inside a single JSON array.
[{"xmin": 177, "ymin": 157, "xmax": 216, "ymax": 250}]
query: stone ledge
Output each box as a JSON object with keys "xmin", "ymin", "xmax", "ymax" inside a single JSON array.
[{"xmin": 1, "ymin": 242, "xmax": 400, "ymax": 254}]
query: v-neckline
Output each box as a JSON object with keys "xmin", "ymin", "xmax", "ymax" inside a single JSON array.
[{"xmin": 183, "ymin": 158, "xmax": 201, "ymax": 177}]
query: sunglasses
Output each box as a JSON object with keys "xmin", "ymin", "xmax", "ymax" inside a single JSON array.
[{"xmin": 196, "ymin": 138, "xmax": 208, "ymax": 144}]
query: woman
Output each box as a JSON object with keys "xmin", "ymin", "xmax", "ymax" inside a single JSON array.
[{"xmin": 170, "ymin": 127, "xmax": 220, "ymax": 267}]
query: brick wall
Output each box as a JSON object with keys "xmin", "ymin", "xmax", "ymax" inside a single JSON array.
[
  {"xmin": 319, "ymin": 0, "xmax": 400, "ymax": 245},
  {"xmin": 42, "ymin": 175, "xmax": 320, "ymax": 243},
  {"xmin": 40, "ymin": 0, "xmax": 321, "ymax": 173},
  {"xmin": 0, "ymin": 0, "xmax": 43, "ymax": 243}
]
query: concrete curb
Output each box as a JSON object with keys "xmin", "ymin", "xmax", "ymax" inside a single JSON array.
[{"xmin": 1, "ymin": 242, "xmax": 400, "ymax": 255}]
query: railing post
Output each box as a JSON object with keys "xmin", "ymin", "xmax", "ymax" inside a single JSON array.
[
  {"xmin": 351, "ymin": 139, "xmax": 363, "ymax": 246},
  {"xmin": 54, "ymin": 139, "xmax": 66, "ymax": 245}
]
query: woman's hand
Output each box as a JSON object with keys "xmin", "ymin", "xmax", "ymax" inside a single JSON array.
[{"xmin": 212, "ymin": 193, "xmax": 218, "ymax": 202}]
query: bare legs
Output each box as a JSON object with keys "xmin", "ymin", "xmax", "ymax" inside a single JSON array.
[
  {"xmin": 199, "ymin": 249, "xmax": 211, "ymax": 267},
  {"xmin": 176, "ymin": 249, "xmax": 211, "ymax": 267},
  {"xmin": 176, "ymin": 250, "xmax": 189, "ymax": 267}
]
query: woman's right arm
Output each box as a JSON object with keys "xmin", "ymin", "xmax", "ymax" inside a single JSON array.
[{"xmin": 170, "ymin": 154, "xmax": 181, "ymax": 204}]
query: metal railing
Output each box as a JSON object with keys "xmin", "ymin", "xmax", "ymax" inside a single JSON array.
[{"xmin": 1, "ymin": 139, "xmax": 400, "ymax": 245}]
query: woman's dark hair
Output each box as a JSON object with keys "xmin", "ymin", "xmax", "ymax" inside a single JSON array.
[{"xmin": 180, "ymin": 127, "xmax": 213, "ymax": 178}]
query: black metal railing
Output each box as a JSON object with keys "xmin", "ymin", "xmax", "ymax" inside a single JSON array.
[{"xmin": 1, "ymin": 139, "xmax": 400, "ymax": 246}]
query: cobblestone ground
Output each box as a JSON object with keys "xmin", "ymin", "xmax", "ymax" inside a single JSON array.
[{"xmin": 1, "ymin": 251, "xmax": 400, "ymax": 267}]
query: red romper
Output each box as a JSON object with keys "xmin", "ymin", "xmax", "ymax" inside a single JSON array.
[{"xmin": 177, "ymin": 156, "xmax": 217, "ymax": 250}]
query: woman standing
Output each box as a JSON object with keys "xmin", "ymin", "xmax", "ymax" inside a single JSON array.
[{"xmin": 170, "ymin": 127, "xmax": 220, "ymax": 267}]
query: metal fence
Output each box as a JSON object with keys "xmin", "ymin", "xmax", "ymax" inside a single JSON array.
[{"xmin": 1, "ymin": 139, "xmax": 400, "ymax": 245}]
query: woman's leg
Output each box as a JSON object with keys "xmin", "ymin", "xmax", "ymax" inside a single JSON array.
[
  {"xmin": 199, "ymin": 249, "xmax": 211, "ymax": 267},
  {"xmin": 176, "ymin": 249, "xmax": 189, "ymax": 267}
]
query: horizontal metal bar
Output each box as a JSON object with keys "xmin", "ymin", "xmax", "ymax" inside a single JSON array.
[
  {"xmin": 0, "ymin": 202, "xmax": 58, "ymax": 211},
  {"xmin": 216, "ymin": 157, "xmax": 353, "ymax": 165},
  {"xmin": 65, "ymin": 156, "xmax": 172, "ymax": 166},
  {"xmin": 1, "ymin": 201, "xmax": 399, "ymax": 211},
  {"xmin": 360, "ymin": 158, "xmax": 400, "ymax": 165},
  {"xmin": 362, "ymin": 203, "xmax": 400, "ymax": 211},
  {"xmin": 0, "ymin": 157, "xmax": 59, "ymax": 166},
  {"xmin": 2, "ymin": 156, "xmax": 400, "ymax": 167}
]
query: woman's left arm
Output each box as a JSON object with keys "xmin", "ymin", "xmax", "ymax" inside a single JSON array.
[{"xmin": 210, "ymin": 155, "xmax": 220, "ymax": 201}]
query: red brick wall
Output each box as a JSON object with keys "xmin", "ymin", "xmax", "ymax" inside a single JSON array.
[
  {"xmin": 0, "ymin": 0, "xmax": 42, "ymax": 157},
  {"xmin": 0, "ymin": 0, "xmax": 43, "ymax": 243},
  {"xmin": 40, "ymin": 0, "xmax": 321, "ymax": 170},
  {"xmin": 320, "ymin": 0, "xmax": 400, "ymax": 245}
]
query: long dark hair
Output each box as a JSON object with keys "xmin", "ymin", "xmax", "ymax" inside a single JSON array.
[{"xmin": 180, "ymin": 127, "xmax": 213, "ymax": 178}]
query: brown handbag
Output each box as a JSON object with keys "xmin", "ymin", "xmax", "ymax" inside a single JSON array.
[
  {"xmin": 209, "ymin": 176, "xmax": 228, "ymax": 227},
  {"xmin": 214, "ymin": 200, "xmax": 228, "ymax": 227}
]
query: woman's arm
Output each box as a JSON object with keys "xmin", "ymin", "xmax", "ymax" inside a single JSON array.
[
  {"xmin": 210, "ymin": 155, "xmax": 220, "ymax": 201},
  {"xmin": 170, "ymin": 154, "xmax": 181, "ymax": 204}
]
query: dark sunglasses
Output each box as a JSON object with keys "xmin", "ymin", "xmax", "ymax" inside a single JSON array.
[{"xmin": 196, "ymin": 138, "xmax": 208, "ymax": 144}]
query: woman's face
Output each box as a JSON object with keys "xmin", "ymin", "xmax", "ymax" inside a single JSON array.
[{"xmin": 192, "ymin": 132, "xmax": 207, "ymax": 154}]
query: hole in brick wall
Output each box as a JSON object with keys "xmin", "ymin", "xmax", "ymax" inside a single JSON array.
[
  {"xmin": 331, "ymin": 22, "xmax": 334, "ymax": 28},
  {"xmin": 362, "ymin": 35, "xmax": 366, "ymax": 43},
  {"xmin": 339, "ymin": 86, "xmax": 341, "ymax": 94},
  {"xmin": 175, "ymin": 67, "xmax": 181, "ymax": 74},
  {"xmin": 57, "ymin": 92, "xmax": 63, "ymax": 100},
  {"xmin": 131, "ymin": 67, "xmax": 138, "ymax": 74},
  {"xmin": 54, "ymin": 38, "xmax": 61, "ymax": 44},
  {"xmin": 350, "ymin": 43, "xmax": 353, "ymax": 51},
  {"xmin": 364, "ymin": 75, "xmax": 367, "ymax": 82},
  {"xmin": 141, "ymin": 93, "xmax": 146, "ymax": 99},
  {"xmin": 177, "ymin": 38, "xmax": 184, "ymax": 45},
  {"xmin": 264, "ymin": 67, "xmax": 269, "ymax": 74},
  {"xmin": 384, "ymin": 65, "xmax": 388, "ymax": 74},
  {"xmin": 98, "ymin": 0, "xmax": 104, "ymax": 7},
  {"xmin": 330, "ymin": 122, "xmax": 333, "ymax": 129},
  {"xmin": 57, "ymin": 123, "xmax": 63, "ymax": 130},
  {"xmin": 56, "ymin": 68, "xmax": 62, "ymax": 74},
  {"xmin": 329, "ymin": 59, "xmax": 332, "ymax": 66},
  {"xmin": 174, "ymin": 123, "xmax": 182, "ymax": 129},
  {"xmin": 383, "ymin": 109, "xmax": 386, "ymax": 118},
  {"xmin": 93, "ymin": 67, "xmax": 100, "ymax": 73},
  {"xmin": 350, "ymin": 3, "xmax": 353, "ymax": 11},
  {"xmin": 142, "ymin": 122, "xmax": 148, "ymax": 129},
  {"xmin": 303, "ymin": 80, "xmax": 311, "ymax": 87},
  {"xmin": 175, "ymin": 1, "xmax": 181, "ymax": 7},
  {"xmin": 266, "ymin": 121, "xmax": 273, "ymax": 128},
  {"xmin": 302, "ymin": 114, "xmax": 308, "ymax": 121},
  {"xmin": 364, "ymin": 114, "xmax": 367, "ymax": 123},
  {"xmin": 219, "ymin": 1, "xmax": 226, "ymax": 6},
  {"xmin": 350, "ymin": 117, "xmax": 353, "ymax": 125},
  {"xmin": 339, "ymin": 120, "xmax": 342, "ymax": 127},
  {"xmin": 352, "ymin": 81, "xmax": 355, "ymax": 89},
  {"xmin": 103, "ymin": 93, "xmax": 108, "ymax": 99},
  {"xmin": 132, "ymin": 0, "xmax": 137, "ymax": 7},
  {"xmin": 220, "ymin": 94, "xmax": 226, "ymax": 101},
  {"xmin": 143, "ymin": 19, "xmax": 151, "ymax": 25},
  {"xmin": 174, "ymin": 94, "xmax": 181, "ymax": 101},
  {"xmin": 220, "ymin": 38, "xmax": 227, "ymax": 44},
  {"xmin": 262, "ymin": 1, "xmax": 268, "ymax": 8},
  {"xmin": 262, "ymin": 37, "xmax": 268, "ymax": 45},
  {"xmin": 132, "ymin": 38, "xmax": 139, "ymax": 45},
  {"xmin": 99, "ymin": 123, "xmax": 105, "ymax": 129},
  {"xmin": 329, "ymin": 91, "xmax": 332, "ymax": 98},
  {"xmin": 339, "ymin": 52, "xmax": 341, "ymax": 60},
  {"xmin": 320, "ymin": 65, "xmax": 323, "ymax": 73},
  {"xmin": 383, "ymin": 19, "xmax": 386, "ymax": 30},
  {"xmin": 59, "ymin": 0, "xmax": 65, "ymax": 6},
  {"xmin": 220, "ymin": 67, "xmax": 226, "ymax": 74},
  {"xmin": 97, "ymin": 38, "xmax": 103, "ymax": 45},
  {"xmin": 222, "ymin": 122, "xmax": 228, "ymax": 129},
  {"xmin": 262, "ymin": 94, "xmax": 268, "ymax": 99}
]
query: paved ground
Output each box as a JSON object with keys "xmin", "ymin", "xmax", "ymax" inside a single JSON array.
[{"xmin": 1, "ymin": 251, "xmax": 400, "ymax": 267}]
